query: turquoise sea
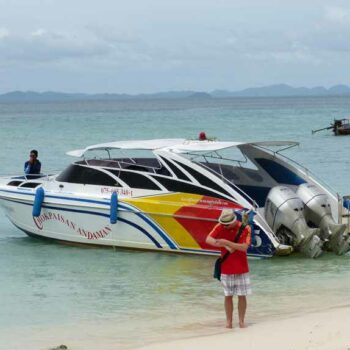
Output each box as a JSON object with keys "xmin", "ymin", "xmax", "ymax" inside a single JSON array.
[{"xmin": 0, "ymin": 96, "xmax": 350, "ymax": 349}]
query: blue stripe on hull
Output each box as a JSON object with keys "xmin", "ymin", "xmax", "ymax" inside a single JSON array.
[
  {"xmin": 0, "ymin": 189, "xmax": 176, "ymax": 249},
  {"xmin": 0, "ymin": 197, "xmax": 163, "ymax": 249}
]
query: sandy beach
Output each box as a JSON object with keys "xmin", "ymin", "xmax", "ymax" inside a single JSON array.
[
  {"xmin": 137, "ymin": 305, "xmax": 350, "ymax": 350},
  {"xmin": 1, "ymin": 304, "xmax": 349, "ymax": 350}
]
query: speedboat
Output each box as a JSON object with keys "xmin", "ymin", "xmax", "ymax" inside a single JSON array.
[{"xmin": 0, "ymin": 138, "xmax": 349, "ymax": 258}]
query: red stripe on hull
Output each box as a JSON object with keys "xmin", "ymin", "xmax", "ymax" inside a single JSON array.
[{"xmin": 175, "ymin": 196, "xmax": 243, "ymax": 249}]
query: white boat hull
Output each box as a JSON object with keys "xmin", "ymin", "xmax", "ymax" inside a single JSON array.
[
  {"xmin": 0, "ymin": 187, "xmax": 277, "ymax": 257},
  {"xmin": 0, "ymin": 196, "xmax": 185, "ymax": 252}
]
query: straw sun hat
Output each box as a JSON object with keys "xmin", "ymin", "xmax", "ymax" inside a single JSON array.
[{"xmin": 218, "ymin": 209, "xmax": 237, "ymax": 225}]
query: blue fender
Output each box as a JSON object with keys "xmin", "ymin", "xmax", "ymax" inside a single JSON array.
[
  {"xmin": 110, "ymin": 191, "xmax": 118, "ymax": 224},
  {"xmin": 32, "ymin": 187, "xmax": 45, "ymax": 217}
]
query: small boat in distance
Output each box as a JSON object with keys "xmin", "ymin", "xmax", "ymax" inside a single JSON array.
[
  {"xmin": 312, "ymin": 117, "xmax": 350, "ymax": 135},
  {"xmin": 0, "ymin": 138, "xmax": 349, "ymax": 258}
]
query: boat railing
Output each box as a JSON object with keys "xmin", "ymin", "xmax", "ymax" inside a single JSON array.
[
  {"xmin": 0, "ymin": 173, "xmax": 56, "ymax": 182},
  {"xmin": 81, "ymin": 158, "xmax": 164, "ymax": 173}
]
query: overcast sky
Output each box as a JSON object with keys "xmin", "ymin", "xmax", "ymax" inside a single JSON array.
[{"xmin": 1, "ymin": 0, "xmax": 350, "ymax": 93}]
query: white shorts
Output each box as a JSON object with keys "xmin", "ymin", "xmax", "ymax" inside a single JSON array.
[{"xmin": 221, "ymin": 273, "xmax": 252, "ymax": 296}]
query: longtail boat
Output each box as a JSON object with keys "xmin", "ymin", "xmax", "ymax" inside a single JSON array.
[{"xmin": 312, "ymin": 118, "xmax": 350, "ymax": 135}]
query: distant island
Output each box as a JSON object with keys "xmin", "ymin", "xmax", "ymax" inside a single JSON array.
[{"xmin": 1, "ymin": 84, "xmax": 350, "ymax": 102}]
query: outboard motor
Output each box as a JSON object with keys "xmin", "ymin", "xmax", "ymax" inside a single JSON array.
[
  {"xmin": 265, "ymin": 186, "xmax": 323, "ymax": 258},
  {"xmin": 297, "ymin": 183, "xmax": 349, "ymax": 255}
]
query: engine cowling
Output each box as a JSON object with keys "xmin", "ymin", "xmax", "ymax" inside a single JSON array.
[
  {"xmin": 297, "ymin": 183, "xmax": 349, "ymax": 255},
  {"xmin": 265, "ymin": 186, "xmax": 323, "ymax": 258}
]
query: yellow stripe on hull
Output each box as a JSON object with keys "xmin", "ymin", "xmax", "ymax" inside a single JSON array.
[{"xmin": 124, "ymin": 193, "xmax": 203, "ymax": 249}]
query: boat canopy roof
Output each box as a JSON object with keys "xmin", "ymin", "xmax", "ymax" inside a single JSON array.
[
  {"xmin": 67, "ymin": 139, "xmax": 299, "ymax": 157},
  {"xmin": 66, "ymin": 139, "xmax": 186, "ymax": 157},
  {"xmin": 164, "ymin": 140, "xmax": 299, "ymax": 153}
]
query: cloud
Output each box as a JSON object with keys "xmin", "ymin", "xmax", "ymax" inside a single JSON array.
[
  {"xmin": 0, "ymin": 30, "xmax": 114, "ymax": 65},
  {"xmin": 2, "ymin": 6, "xmax": 350, "ymax": 74},
  {"xmin": 85, "ymin": 24, "xmax": 139, "ymax": 45},
  {"xmin": 3, "ymin": 1, "xmax": 350, "ymax": 92},
  {"xmin": 210, "ymin": 10, "xmax": 350, "ymax": 67},
  {"xmin": 31, "ymin": 28, "xmax": 47, "ymax": 37},
  {"xmin": 0, "ymin": 28, "xmax": 9, "ymax": 39},
  {"xmin": 324, "ymin": 6, "xmax": 349, "ymax": 23},
  {"xmin": 0, "ymin": 26, "xmax": 159, "ymax": 71}
]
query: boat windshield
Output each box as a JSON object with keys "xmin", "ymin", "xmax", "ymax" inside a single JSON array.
[{"xmin": 177, "ymin": 143, "xmax": 306, "ymax": 207}]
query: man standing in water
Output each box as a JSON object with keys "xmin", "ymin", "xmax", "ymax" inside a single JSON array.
[
  {"xmin": 24, "ymin": 150, "xmax": 41, "ymax": 176},
  {"xmin": 206, "ymin": 209, "xmax": 252, "ymax": 329}
]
